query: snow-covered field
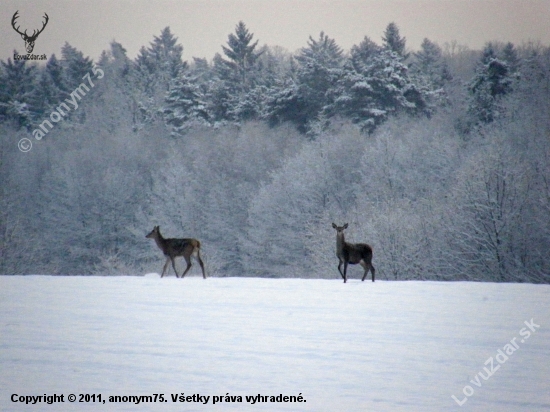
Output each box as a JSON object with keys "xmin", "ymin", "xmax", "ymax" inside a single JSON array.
[{"xmin": 1, "ymin": 275, "xmax": 549, "ymax": 411}]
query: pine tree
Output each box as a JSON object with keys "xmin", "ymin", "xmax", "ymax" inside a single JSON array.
[
  {"xmin": 221, "ymin": 21, "xmax": 263, "ymax": 89},
  {"xmin": 414, "ymin": 39, "xmax": 441, "ymax": 76},
  {"xmin": 467, "ymin": 43, "xmax": 513, "ymax": 125},
  {"xmin": 206, "ymin": 53, "xmax": 239, "ymax": 123},
  {"xmin": 106, "ymin": 41, "xmax": 132, "ymax": 79},
  {"xmin": 30, "ymin": 54, "xmax": 68, "ymax": 118},
  {"xmin": 382, "ymin": 22, "xmax": 408, "ymax": 59},
  {"xmin": 134, "ymin": 27, "xmax": 186, "ymax": 93},
  {"xmin": 350, "ymin": 36, "xmax": 381, "ymax": 67},
  {"xmin": 45, "ymin": 54, "xmax": 66, "ymax": 96},
  {"xmin": 265, "ymin": 32, "xmax": 344, "ymax": 133},
  {"xmin": 413, "ymin": 38, "xmax": 452, "ymax": 88},
  {"xmin": 134, "ymin": 27, "xmax": 187, "ymax": 126},
  {"xmin": 501, "ymin": 42, "xmax": 520, "ymax": 73},
  {"xmin": 148, "ymin": 27, "xmax": 185, "ymax": 79},
  {"xmin": 331, "ymin": 48, "xmax": 428, "ymax": 133},
  {"xmin": 0, "ymin": 52, "xmax": 36, "ymax": 127},
  {"xmin": 164, "ymin": 71, "xmax": 210, "ymax": 134},
  {"xmin": 61, "ymin": 43, "xmax": 93, "ymax": 91}
]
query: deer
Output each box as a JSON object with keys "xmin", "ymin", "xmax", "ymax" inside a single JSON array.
[
  {"xmin": 11, "ymin": 11, "xmax": 49, "ymax": 54},
  {"xmin": 332, "ymin": 223, "xmax": 375, "ymax": 283},
  {"xmin": 146, "ymin": 226, "xmax": 206, "ymax": 279}
]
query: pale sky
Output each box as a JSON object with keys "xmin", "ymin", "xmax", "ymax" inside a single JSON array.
[{"xmin": 1, "ymin": 0, "xmax": 549, "ymax": 63}]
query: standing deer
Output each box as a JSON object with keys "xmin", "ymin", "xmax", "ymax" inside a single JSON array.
[
  {"xmin": 146, "ymin": 226, "xmax": 206, "ymax": 279},
  {"xmin": 332, "ymin": 223, "xmax": 375, "ymax": 283}
]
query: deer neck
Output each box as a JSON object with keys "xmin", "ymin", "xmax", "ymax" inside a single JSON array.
[
  {"xmin": 336, "ymin": 232, "xmax": 346, "ymax": 255},
  {"xmin": 153, "ymin": 233, "xmax": 167, "ymax": 253}
]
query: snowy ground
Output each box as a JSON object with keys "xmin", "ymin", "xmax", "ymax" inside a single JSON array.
[{"xmin": 1, "ymin": 275, "xmax": 549, "ymax": 411}]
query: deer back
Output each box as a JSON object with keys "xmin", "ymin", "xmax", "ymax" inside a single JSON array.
[{"xmin": 164, "ymin": 238, "xmax": 199, "ymax": 257}]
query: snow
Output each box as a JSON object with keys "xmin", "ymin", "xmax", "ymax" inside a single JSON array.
[{"xmin": 1, "ymin": 275, "xmax": 549, "ymax": 411}]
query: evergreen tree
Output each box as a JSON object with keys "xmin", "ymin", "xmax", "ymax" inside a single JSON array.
[
  {"xmin": 144, "ymin": 27, "xmax": 185, "ymax": 80},
  {"xmin": 45, "ymin": 54, "xmax": 67, "ymax": 96},
  {"xmin": 134, "ymin": 46, "xmax": 156, "ymax": 95},
  {"xmin": 163, "ymin": 71, "xmax": 210, "ymax": 134},
  {"xmin": 134, "ymin": 27, "xmax": 186, "ymax": 126},
  {"xmin": 331, "ymin": 49, "xmax": 428, "ymax": 133},
  {"xmin": 382, "ymin": 22, "xmax": 408, "ymax": 59},
  {"xmin": 413, "ymin": 38, "xmax": 451, "ymax": 88},
  {"xmin": 203, "ymin": 22, "xmax": 267, "ymax": 123},
  {"xmin": 221, "ymin": 21, "xmax": 263, "ymax": 89},
  {"xmin": 61, "ymin": 43, "xmax": 93, "ymax": 91},
  {"xmin": 30, "ymin": 54, "xmax": 68, "ymax": 118},
  {"xmin": 134, "ymin": 27, "xmax": 186, "ymax": 94},
  {"xmin": 104, "ymin": 41, "xmax": 132, "ymax": 80},
  {"xmin": 0, "ymin": 52, "xmax": 36, "ymax": 127},
  {"xmin": 265, "ymin": 32, "xmax": 344, "ymax": 133},
  {"xmin": 467, "ymin": 43, "xmax": 513, "ymax": 125},
  {"xmin": 207, "ymin": 53, "xmax": 239, "ymax": 122},
  {"xmin": 350, "ymin": 36, "xmax": 381, "ymax": 67},
  {"xmin": 190, "ymin": 57, "xmax": 214, "ymax": 87},
  {"xmin": 32, "ymin": 67, "xmax": 59, "ymax": 118},
  {"xmin": 501, "ymin": 42, "xmax": 520, "ymax": 73}
]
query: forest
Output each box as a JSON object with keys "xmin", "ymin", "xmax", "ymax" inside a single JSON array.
[{"xmin": 0, "ymin": 22, "xmax": 549, "ymax": 282}]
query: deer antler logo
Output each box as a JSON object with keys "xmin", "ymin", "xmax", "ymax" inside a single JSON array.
[{"xmin": 11, "ymin": 11, "xmax": 49, "ymax": 54}]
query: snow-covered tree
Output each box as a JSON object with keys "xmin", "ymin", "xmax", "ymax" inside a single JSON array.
[
  {"xmin": 412, "ymin": 38, "xmax": 452, "ymax": 88},
  {"xmin": 203, "ymin": 22, "xmax": 267, "ymax": 123},
  {"xmin": 61, "ymin": 42, "xmax": 94, "ymax": 91},
  {"xmin": 501, "ymin": 42, "xmax": 520, "ymax": 73},
  {"xmin": 445, "ymin": 140, "xmax": 531, "ymax": 281},
  {"xmin": 330, "ymin": 49, "xmax": 428, "ymax": 133},
  {"xmin": 136, "ymin": 27, "xmax": 185, "ymax": 88},
  {"xmin": 382, "ymin": 22, "xmax": 408, "ymax": 59},
  {"xmin": 351, "ymin": 36, "xmax": 381, "ymax": 65},
  {"xmin": 0, "ymin": 53, "xmax": 36, "ymax": 127},
  {"xmin": 245, "ymin": 123, "xmax": 365, "ymax": 276},
  {"xmin": 467, "ymin": 45, "xmax": 513, "ymax": 125},
  {"xmin": 134, "ymin": 27, "xmax": 186, "ymax": 126},
  {"xmin": 221, "ymin": 21, "xmax": 263, "ymax": 89},
  {"xmin": 265, "ymin": 32, "xmax": 344, "ymax": 133},
  {"xmin": 163, "ymin": 71, "xmax": 210, "ymax": 134}
]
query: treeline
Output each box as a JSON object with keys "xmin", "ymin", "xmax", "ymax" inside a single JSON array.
[{"xmin": 0, "ymin": 22, "xmax": 549, "ymax": 282}]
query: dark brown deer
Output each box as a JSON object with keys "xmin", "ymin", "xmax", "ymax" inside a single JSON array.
[
  {"xmin": 146, "ymin": 226, "xmax": 206, "ymax": 279},
  {"xmin": 332, "ymin": 223, "xmax": 375, "ymax": 283},
  {"xmin": 11, "ymin": 11, "xmax": 49, "ymax": 54}
]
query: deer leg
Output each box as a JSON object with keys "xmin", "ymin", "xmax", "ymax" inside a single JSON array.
[
  {"xmin": 360, "ymin": 261, "xmax": 368, "ymax": 281},
  {"xmin": 181, "ymin": 255, "xmax": 192, "ymax": 278},
  {"xmin": 161, "ymin": 257, "xmax": 171, "ymax": 278},
  {"xmin": 170, "ymin": 257, "xmax": 179, "ymax": 278},
  {"xmin": 371, "ymin": 263, "xmax": 375, "ymax": 282},
  {"xmin": 337, "ymin": 260, "xmax": 345, "ymax": 279},
  {"xmin": 343, "ymin": 261, "xmax": 348, "ymax": 283},
  {"xmin": 197, "ymin": 251, "xmax": 206, "ymax": 279}
]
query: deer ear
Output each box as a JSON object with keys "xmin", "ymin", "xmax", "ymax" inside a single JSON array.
[
  {"xmin": 332, "ymin": 223, "xmax": 337, "ymax": 228},
  {"xmin": 344, "ymin": 223, "xmax": 348, "ymax": 229}
]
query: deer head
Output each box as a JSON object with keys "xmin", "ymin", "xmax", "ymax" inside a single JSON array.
[
  {"xmin": 332, "ymin": 222, "xmax": 349, "ymax": 233},
  {"xmin": 146, "ymin": 226, "xmax": 160, "ymax": 239},
  {"xmin": 11, "ymin": 11, "xmax": 49, "ymax": 54}
]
